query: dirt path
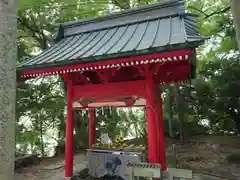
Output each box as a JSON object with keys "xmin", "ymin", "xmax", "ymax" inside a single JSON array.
[
  {"xmin": 167, "ymin": 136, "xmax": 240, "ymax": 178},
  {"xmin": 15, "ymin": 136, "xmax": 240, "ymax": 179},
  {"xmin": 15, "ymin": 154, "xmax": 87, "ymax": 180}
]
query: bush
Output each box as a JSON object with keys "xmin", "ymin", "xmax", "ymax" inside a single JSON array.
[
  {"xmin": 227, "ymin": 152, "xmax": 240, "ymax": 164},
  {"xmin": 164, "ymin": 119, "xmax": 179, "ymax": 136},
  {"xmin": 184, "ymin": 121, "xmax": 208, "ymax": 136},
  {"xmin": 163, "ymin": 119, "xmax": 208, "ymax": 137}
]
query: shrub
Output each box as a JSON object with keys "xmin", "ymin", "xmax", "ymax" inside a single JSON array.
[
  {"xmin": 184, "ymin": 121, "xmax": 208, "ymax": 136},
  {"xmin": 163, "ymin": 119, "xmax": 208, "ymax": 137},
  {"xmin": 227, "ymin": 152, "xmax": 240, "ymax": 164},
  {"xmin": 164, "ymin": 119, "xmax": 179, "ymax": 136}
]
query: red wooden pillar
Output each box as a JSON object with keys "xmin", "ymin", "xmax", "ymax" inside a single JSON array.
[
  {"xmin": 145, "ymin": 72, "xmax": 158, "ymax": 163},
  {"xmin": 89, "ymin": 108, "xmax": 96, "ymax": 147},
  {"xmin": 65, "ymin": 80, "xmax": 74, "ymax": 177},
  {"xmin": 156, "ymin": 86, "xmax": 167, "ymax": 171}
]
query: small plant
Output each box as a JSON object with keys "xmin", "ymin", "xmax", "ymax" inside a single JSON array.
[{"xmin": 227, "ymin": 152, "xmax": 240, "ymax": 164}]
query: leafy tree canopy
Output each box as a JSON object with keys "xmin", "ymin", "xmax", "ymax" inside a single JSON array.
[{"xmin": 16, "ymin": 0, "xmax": 240, "ymax": 156}]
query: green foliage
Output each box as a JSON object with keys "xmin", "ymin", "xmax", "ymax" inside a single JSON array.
[
  {"xmin": 227, "ymin": 152, "xmax": 240, "ymax": 164},
  {"xmin": 197, "ymin": 57, "xmax": 240, "ymax": 132},
  {"xmin": 164, "ymin": 119, "xmax": 179, "ymax": 136},
  {"xmin": 184, "ymin": 121, "xmax": 208, "ymax": 136},
  {"xmin": 163, "ymin": 120, "xmax": 208, "ymax": 137},
  {"xmin": 16, "ymin": 0, "xmax": 240, "ymax": 157}
]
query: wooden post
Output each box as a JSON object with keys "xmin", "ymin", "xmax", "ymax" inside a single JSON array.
[
  {"xmin": 89, "ymin": 108, "xmax": 96, "ymax": 147},
  {"xmin": 156, "ymin": 86, "xmax": 167, "ymax": 171},
  {"xmin": 65, "ymin": 80, "xmax": 74, "ymax": 177},
  {"xmin": 167, "ymin": 86, "xmax": 174, "ymax": 138},
  {"xmin": 145, "ymin": 72, "xmax": 158, "ymax": 163}
]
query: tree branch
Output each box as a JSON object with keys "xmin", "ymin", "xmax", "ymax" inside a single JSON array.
[
  {"xmin": 187, "ymin": 6, "xmax": 208, "ymax": 16},
  {"xmin": 204, "ymin": 6, "xmax": 231, "ymax": 19},
  {"xmin": 18, "ymin": 15, "xmax": 49, "ymax": 50},
  {"xmin": 112, "ymin": 0, "xmax": 130, "ymax": 9},
  {"xmin": 187, "ymin": 6, "xmax": 231, "ymax": 19}
]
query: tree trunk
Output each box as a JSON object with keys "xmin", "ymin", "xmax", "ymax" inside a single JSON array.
[
  {"xmin": 39, "ymin": 118, "xmax": 44, "ymax": 157},
  {"xmin": 230, "ymin": 0, "xmax": 240, "ymax": 49},
  {"xmin": 173, "ymin": 85, "xmax": 185, "ymax": 144},
  {"xmin": 0, "ymin": 1, "xmax": 17, "ymax": 180},
  {"xmin": 133, "ymin": 122, "xmax": 139, "ymax": 137}
]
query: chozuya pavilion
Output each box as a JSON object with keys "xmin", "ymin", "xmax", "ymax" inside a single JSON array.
[{"xmin": 17, "ymin": 0, "xmax": 206, "ymax": 178}]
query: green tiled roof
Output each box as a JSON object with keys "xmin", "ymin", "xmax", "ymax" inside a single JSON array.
[{"xmin": 18, "ymin": 0, "xmax": 207, "ymax": 71}]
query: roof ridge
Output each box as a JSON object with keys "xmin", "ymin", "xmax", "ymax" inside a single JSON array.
[
  {"xmin": 62, "ymin": 0, "xmax": 184, "ymax": 28},
  {"xmin": 61, "ymin": 13, "xmax": 192, "ymax": 39}
]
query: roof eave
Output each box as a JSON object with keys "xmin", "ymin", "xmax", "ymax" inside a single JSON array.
[{"xmin": 17, "ymin": 42, "xmax": 202, "ymax": 72}]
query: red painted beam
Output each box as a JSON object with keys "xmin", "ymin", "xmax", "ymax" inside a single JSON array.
[
  {"xmin": 73, "ymin": 72, "xmax": 90, "ymax": 84},
  {"xmin": 72, "ymin": 80, "xmax": 146, "ymax": 100},
  {"xmin": 156, "ymin": 65, "xmax": 190, "ymax": 83},
  {"xmin": 78, "ymin": 96, "xmax": 138, "ymax": 103},
  {"xmin": 96, "ymin": 71, "xmax": 110, "ymax": 83},
  {"xmin": 74, "ymin": 104, "xmax": 145, "ymax": 109},
  {"xmin": 65, "ymin": 80, "xmax": 74, "ymax": 177},
  {"xmin": 61, "ymin": 74, "xmax": 71, "ymax": 84},
  {"xmin": 20, "ymin": 49, "xmax": 192, "ymax": 78},
  {"xmin": 124, "ymin": 98, "xmax": 136, "ymax": 106},
  {"xmin": 73, "ymin": 96, "xmax": 145, "ymax": 108},
  {"xmin": 89, "ymin": 108, "xmax": 96, "ymax": 147},
  {"xmin": 145, "ymin": 72, "xmax": 158, "ymax": 163}
]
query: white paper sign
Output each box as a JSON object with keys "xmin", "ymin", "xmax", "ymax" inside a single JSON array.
[{"xmin": 100, "ymin": 133, "xmax": 112, "ymax": 144}]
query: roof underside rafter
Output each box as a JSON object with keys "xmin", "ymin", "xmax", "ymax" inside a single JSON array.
[
  {"xmin": 17, "ymin": 0, "xmax": 207, "ymax": 79},
  {"xmin": 21, "ymin": 49, "xmax": 191, "ymax": 78}
]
